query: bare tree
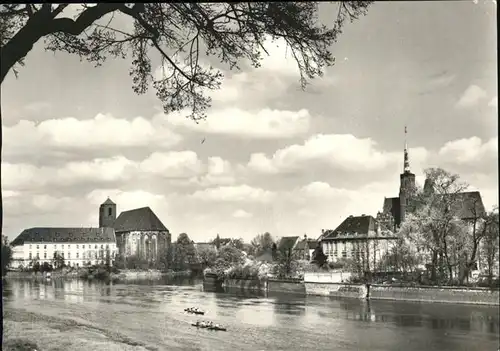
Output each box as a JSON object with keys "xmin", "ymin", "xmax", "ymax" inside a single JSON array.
[{"xmin": 402, "ymin": 168, "xmax": 469, "ymax": 284}]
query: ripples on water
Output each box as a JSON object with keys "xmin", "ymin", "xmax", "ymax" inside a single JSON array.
[{"xmin": 2, "ymin": 277, "xmax": 499, "ymax": 351}]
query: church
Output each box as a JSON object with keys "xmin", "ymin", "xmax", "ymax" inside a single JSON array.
[
  {"xmin": 9, "ymin": 198, "xmax": 171, "ymax": 268},
  {"xmin": 99, "ymin": 198, "xmax": 171, "ymax": 262},
  {"xmin": 376, "ymin": 128, "xmax": 486, "ymax": 232}
]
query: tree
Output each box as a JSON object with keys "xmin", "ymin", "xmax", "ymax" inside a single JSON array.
[
  {"xmin": 213, "ymin": 245, "xmax": 245, "ymax": 277},
  {"xmin": 0, "ymin": 2, "xmax": 374, "ymax": 239},
  {"xmin": 213, "ymin": 234, "xmax": 222, "ymax": 250},
  {"xmin": 402, "ymin": 168, "xmax": 470, "ymax": 284},
  {"xmin": 197, "ymin": 245, "xmax": 218, "ymax": 269},
  {"xmin": 52, "ymin": 252, "xmax": 64, "ymax": 269},
  {"xmin": 480, "ymin": 210, "xmax": 499, "ymax": 286},
  {"xmin": 1, "ymin": 236, "xmax": 13, "ymax": 276},
  {"xmin": 250, "ymin": 232, "xmax": 275, "ymax": 257},
  {"xmin": 275, "ymin": 245, "xmax": 298, "ymax": 278},
  {"xmin": 310, "ymin": 244, "xmax": 328, "ymax": 268},
  {"xmin": 173, "ymin": 233, "xmax": 198, "ymax": 271}
]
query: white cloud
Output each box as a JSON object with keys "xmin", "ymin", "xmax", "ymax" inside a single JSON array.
[
  {"xmin": 86, "ymin": 189, "xmax": 167, "ymax": 214},
  {"xmin": 191, "ymin": 185, "xmax": 275, "ymax": 203},
  {"xmin": 247, "ymin": 133, "xmax": 429, "ymax": 173},
  {"xmin": 140, "ymin": 151, "xmax": 204, "ymax": 177},
  {"xmin": 232, "ymin": 209, "xmax": 253, "ymax": 218},
  {"xmin": 2, "ymin": 152, "xmax": 231, "ymax": 191},
  {"xmin": 456, "ymin": 84, "xmax": 488, "ymax": 108},
  {"xmin": 438, "ymin": 136, "xmax": 498, "ymax": 164},
  {"xmin": 164, "ymin": 108, "xmax": 311, "ymax": 139},
  {"xmin": 3, "ymin": 113, "xmax": 182, "ymax": 157}
]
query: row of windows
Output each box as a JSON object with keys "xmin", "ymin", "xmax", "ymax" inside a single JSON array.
[
  {"xmin": 29, "ymin": 251, "xmax": 115, "ymax": 260},
  {"xmin": 29, "ymin": 244, "xmax": 111, "ymax": 250}
]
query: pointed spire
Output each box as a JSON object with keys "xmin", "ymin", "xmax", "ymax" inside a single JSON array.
[{"xmin": 403, "ymin": 125, "xmax": 410, "ymax": 173}]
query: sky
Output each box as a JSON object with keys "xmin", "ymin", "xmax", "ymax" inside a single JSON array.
[{"xmin": 1, "ymin": 1, "xmax": 498, "ymax": 244}]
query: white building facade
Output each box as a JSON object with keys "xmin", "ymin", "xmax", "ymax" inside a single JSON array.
[{"xmin": 10, "ymin": 227, "xmax": 117, "ymax": 269}]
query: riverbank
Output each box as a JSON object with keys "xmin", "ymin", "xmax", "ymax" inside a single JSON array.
[
  {"xmin": 206, "ymin": 277, "xmax": 500, "ymax": 306},
  {"xmin": 4, "ymin": 268, "xmax": 193, "ymax": 281}
]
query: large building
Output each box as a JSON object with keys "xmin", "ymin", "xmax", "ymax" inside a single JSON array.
[
  {"xmin": 10, "ymin": 228, "xmax": 117, "ymax": 269},
  {"xmin": 376, "ymin": 128, "xmax": 486, "ymax": 232},
  {"xmin": 320, "ymin": 215, "xmax": 396, "ymax": 268},
  {"xmin": 9, "ymin": 198, "xmax": 171, "ymax": 268}
]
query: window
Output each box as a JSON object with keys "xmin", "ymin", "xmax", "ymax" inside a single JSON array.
[
  {"xmin": 62, "ymin": 245, "xmax": 64, "ymax": 249},
  {"xmin": 54, "ymin": 245, "xmax": 57, "ymax": 249},
  {"xmin": 29, "ymin": 244, "xmax": 32, "ymax": 249},
  {"xmin": 82, "ymin": 245, "xmax": 85, "ymax": 249},
  {"xmin": 76, "ymin": 253, "xmax": 79, "ymax": 259},
  {"xmin": 29, "ymin": 252, "xmax": 32, "ymax": 259},
  {"xmin": 67, "ymin": 245, "xmax": 71, "ymax": 249},
  {"xmin": 108, "ymin": 207, "xmax": 112, "ymax": 216},
  {"xmin": 44, "ymin": 253, "xmax": 47, "ymax": 259},
  {"xmin": 36, "ymin": 252, "xmax": 40, "ymax": 259},
  {"xmin": 44, "ymin": 245, "xmax": 47, "ymax": 249},
  {"xmin": 342, "ymin": 251, "xmax": 347, "ymax": 258},
  {"xmin": 76, "ymin": 245, "xmax": 79, "ymax": 249},
  {"xmin": 36, "ymin": 245, "xmax": 39, "ymax": 249},
  {"xmin": 68, "ymin": 253, "xmax": 71, "ymax": 259},
  {"xmin": 62, "ymin": 253, "xmax": 65, "ymax": 258},
  {"xmin": 101, "ymin": 244, "xmax": 103, "ymax": 249},
  {"xmin": 95, "ymin": 245, "xmax": 97, "ymax": 249},
  {"xmin": 106, "ymin": 244, "xmax": 109, "ymax": 248}
]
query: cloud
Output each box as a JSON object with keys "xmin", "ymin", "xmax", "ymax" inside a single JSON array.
[
  {"xmin": 438, "ymin": 136, "xmax": 498, "ymax": 164},
  {"xmin": 191, "ymin": 185, "xmax": 275, "ymax": 203},
  {"xmin": 2, "ymin": 152, "xmax": 231, "ymax": 192},
  {"xmin": 164, "ymin": 108, "xmax": 311, "ymax": 139},
  {"xmin": 232, "ymin": 209, "xmax": 253, "ymax": 218},
  {"xmin": 247, "ymin": 133, "xmax": 429, "ymax": 174},
  {"xmin": 3, "ymin": 113, "xmax": 182, "ymax": 161},
  {"xmin": 456, "ymin": 84, "xmax": 488, "ymax": 108}
]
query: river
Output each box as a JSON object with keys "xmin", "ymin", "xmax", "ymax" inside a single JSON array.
[{"xmin": 2, "ymin": 277, "xmax": 499, "ymax": 351}]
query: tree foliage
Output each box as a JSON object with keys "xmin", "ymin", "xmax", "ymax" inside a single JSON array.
[
  {"xmin": 250, "ymin": 232, "xmax": 275, "ymax": 257},
  {"xmin": 196, "ymin": 245, "xmax": 218, "ymax": 268},
  {"xmin": 173, "ymin": 233, "xmax": 198, "ymax": 271},
  {"xmin": 310, "ymin": 244, "xmax": 327, "ymax": 268},
  {"xmin": 1, "ymin": 236, "xmax": 12, "ymax": 276},
  {"xmin": 1, "ymin": 3, "xmax": 372, "ymax": 118},
  {"xmin": 212, "ymin": 245, "xmax": 245, "ymax": 277}
]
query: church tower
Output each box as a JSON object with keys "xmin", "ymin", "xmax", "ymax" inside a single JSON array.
[
  {"xmin": 99, "ymin": 197, "xmax": 117, "ymax": 228},
  {"xmin": 399, "ymin": 126, "xmax": 416, "ymax": 224}
]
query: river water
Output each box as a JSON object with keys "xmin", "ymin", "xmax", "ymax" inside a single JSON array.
[{"xmin": 2, "ymin": 277, "xmax": 499, "ymax": 351}]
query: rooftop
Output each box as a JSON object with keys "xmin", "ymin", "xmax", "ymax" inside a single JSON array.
[
  {"xmin": 114, "ymin": 207, "xmax": 168, "ymax": 232},
  {"xmin": 11, "ymin": 227, "xmax": 116, "ymax": 246}
]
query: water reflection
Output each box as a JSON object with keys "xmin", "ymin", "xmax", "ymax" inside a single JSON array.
[{"xmin": 2, "ymin": 278, "xmax": 499, "ymax": 351}]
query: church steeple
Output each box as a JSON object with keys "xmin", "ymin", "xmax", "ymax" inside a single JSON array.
[{"xmin": 403, "ymin": 125, "xmax": 410, "ymax": 173}]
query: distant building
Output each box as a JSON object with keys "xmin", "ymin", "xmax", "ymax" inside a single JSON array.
[
  {"xmin": 194, "ymin": 242, "xmax": 217, "ymax": 252},
  {"xmin": 108, "ymin": 203, "xmax": 171, "ymax": 262},
  {"xmin": 320, "ymin": 214, "xmax": 397, "ymax": 268},
  {"xmin": 294, "ymin": 235, "xmax": 319, "ymax": 261},
  {"xmin": 376, "ymin": 128, "xmax": 486, "ymax": 232},
  {"xmin": 9, "ymin": 198, "xmax": 171, "ymax": 268},
  {"xmin": 10, "ymin": 227, "xmax": 117, "ymax": 269}
]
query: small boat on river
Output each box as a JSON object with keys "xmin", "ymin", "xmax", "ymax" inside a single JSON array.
[
  {"xmin": 184, "ymin": 307, "xmax": 205, "ymax": 315},
  {"xmin": 191, "ymin": 321, "xmax": 227, "ymax": 331}
]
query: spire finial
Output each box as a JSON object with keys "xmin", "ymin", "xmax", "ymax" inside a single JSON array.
[{"xmin": 404, "ymin": 125, "xmax": 410, "ymax": 172}]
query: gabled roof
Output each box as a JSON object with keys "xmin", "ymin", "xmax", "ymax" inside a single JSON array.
[
  {"xmin": 278, "ymin": 236, "xmax": 299, "ymax": 251},
  {"xmin": 307, "ymin": 239, "xmax": 319, "ymax": 248},
  {"xmin": 11, "ymin": 227, "xmax": 116, "ymax": 246},
  {"xmin": 114, "ymin": 207, "xmax": 167, "ymax": 233},
  {"xmin": 101, "ymin": 197, "xmax": 116, "ymax": 206},
  {"xmin": 295, "ymin": 238, "xmax": 319, "ymax": 250},
  {"xmin": 447, "ymin": 191, "xmax": 486, "ymax": 219},
  {"xmin": 322, "ymin": 215, "xmax": 392, "ymax": 241}
]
